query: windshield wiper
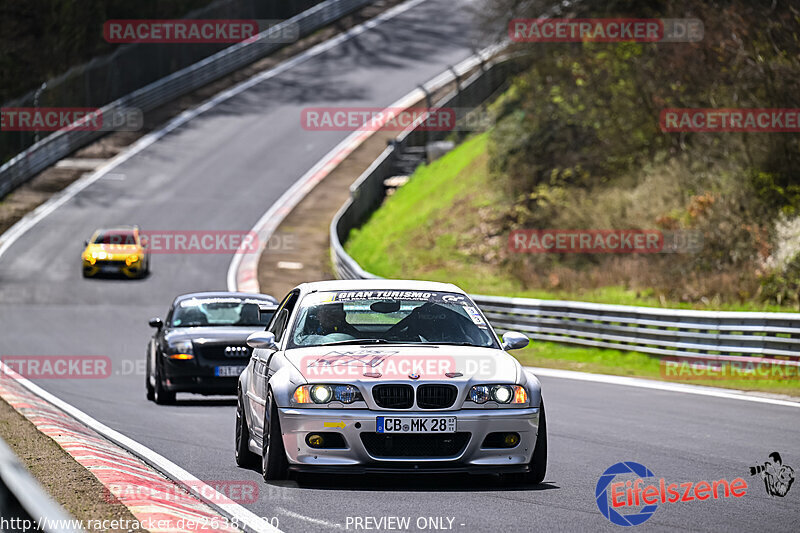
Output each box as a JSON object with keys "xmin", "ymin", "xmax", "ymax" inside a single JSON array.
[
  {"xmin": 414, "ymin": 341, "xmax": 483, "ymax": 347},
  {"xmin": 319, "ymin": 338, "xmax": 392, "ymax": 347}
]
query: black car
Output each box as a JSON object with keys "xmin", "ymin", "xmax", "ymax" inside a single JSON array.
[{"xmin": 146, "ymin": 292, "xmax": 277, "ymax": 404}]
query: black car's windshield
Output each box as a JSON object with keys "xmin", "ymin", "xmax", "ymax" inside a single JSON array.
[
  {"xmin": 172, "ymin": 297, "xmax": 273, "ymax": 327},
  {"xmin": 288, "ymin": 290, "xmax": 498, "ymax": 349}
]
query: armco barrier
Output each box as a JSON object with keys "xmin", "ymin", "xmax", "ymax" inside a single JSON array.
[
  {"xmin": 0, "ymin": 436, "xmax": 84, "ymax": 533},
  {"xmin": 330, "ymin": 59, "xmax": 800, "ymax": 365},
  {"xmin": 0, "ymin": 0, "xmax": 373, "ymax": 199}
]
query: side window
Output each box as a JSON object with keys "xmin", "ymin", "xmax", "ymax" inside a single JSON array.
[{"xmin": 268, "ymin": 291, "xmax": 299, "ymax": 343}]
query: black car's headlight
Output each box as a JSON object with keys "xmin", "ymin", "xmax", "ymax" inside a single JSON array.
[
  {"xmin": 293, "ymin": 384, "xmax": 363, "ymax": 405},
  {"xmin": 166, "ymin": 340, "xmax": 194, "ymax": 360},
  {"xmin": 468, "ymin": 385, "xmax": 528, "ymax": 406}
]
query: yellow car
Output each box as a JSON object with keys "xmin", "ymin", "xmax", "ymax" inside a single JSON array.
[{"xmin": 82, "ymin": 226, "xmax": 150, "ymax": 278}]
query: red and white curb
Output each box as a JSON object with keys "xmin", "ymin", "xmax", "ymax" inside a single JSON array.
[
  {"xmin": 227, "ymin": 47, "xmax": 500, "ymax": 294},
  {"xmin": 0, "ymin": 364, "xmax": 278, "ymax": 533}
]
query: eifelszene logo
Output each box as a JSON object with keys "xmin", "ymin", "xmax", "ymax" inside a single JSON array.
[{"xmin": 595, "ymin": 461, "xmax": 748, "ymax": 526}]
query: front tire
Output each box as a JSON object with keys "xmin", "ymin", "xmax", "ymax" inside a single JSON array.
[
  {"xmin": 146, "ymin": 357, "xmax": 155, "ymax": 401},
  {"xmin": 235, "ymin": 390, "xmax": 259, "ymax": 468},
  {"xmin": 262, "ymin": 391, "xmax": 289, "ymax": 481},
  {"xmin": 153, "ymin": 362, "xmax": 175, "ymax": 405}
]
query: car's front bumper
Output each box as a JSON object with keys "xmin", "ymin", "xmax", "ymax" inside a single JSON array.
[
  {"xmin": 161, "ymin": 359, "xmax": 246, "ymax": 395},
  {"xmin": 83, "ymin": 259, "xmax": 144, "ymax": 278},
  {"xmin": 278, "ymin": 406, "xmax": 540, "ymax": 473}
]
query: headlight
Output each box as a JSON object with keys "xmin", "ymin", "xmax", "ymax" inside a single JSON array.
[
  {"xmin": 468, "ymin": 385, "xmax": 528, "ymax": 406},
  {"xmin": 293, "ymin": 384, "xmax": 363, "ymax": 405},
  {"xmin": 166, "ymin": 340, "xmax": 194, "ymax": 360},
  {"xmin": 492, "ymin": 385, "xmax": 513, "ymax": 403},
  {"xmin": 311, "ymin": 385, "xmax": 332, "ymax": 403},
  {"xmin": 469, "ymin": 385, "xmax": 491, "ymax": 404},
  {"xmin": 126, "ymin": 255, "xmax": 140, "ymax": 266}
]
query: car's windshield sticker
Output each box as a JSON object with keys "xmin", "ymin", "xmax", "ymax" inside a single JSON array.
[
  {"xmin": 463, "ymin": 305, "xmax": 487, "ymax": 327},
  {"xmin": 180, "ymin": 297, "xmax": 267, "ymax": 307}
]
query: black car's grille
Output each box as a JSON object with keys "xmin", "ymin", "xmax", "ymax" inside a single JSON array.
[
  {"xmin": 372, "ymin": 384, "xmax": 414, "ymax": 409},
  {"xmin": 360, "ymin": 433, "xmax": 470, "ymax": 458},
  {"xmin": 416, "ymin": 384, "xmax": 458, "ymax": 409},
  {"xmin": 195, "ymin": 344, "xmax": 250, "ymax": 361}
]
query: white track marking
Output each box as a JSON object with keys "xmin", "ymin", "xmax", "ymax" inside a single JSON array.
[
  {"xmin": 527, "ymin": 366, "xmax": 800, "ymax": 408},
  {"xmin": 276, "ymin": 507, "xmax": 343, "ymax": 529}
]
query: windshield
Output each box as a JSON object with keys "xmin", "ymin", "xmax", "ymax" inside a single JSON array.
[
  {"xmin": 93, "ymin": 230, "xmax": 137, "ymax": 246},
  {"xmin": 288, "ymin": 290, "xmax": 498, "ymax": 349},
  {"xmin": 172, "ymin": 297, "xmax": 273, "ymax": 327}
]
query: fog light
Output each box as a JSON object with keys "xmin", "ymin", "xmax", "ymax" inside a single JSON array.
[
  {"xmin": 481, "ymin": 432, "xmax": 521, "ymax": 449},
  {"xmin": 504, "ymin": 433, "xmax": 520, "ymax": 447},
  {"xmin": 307, "ymin": 434, "xmax": 324, "ymax": 448}
]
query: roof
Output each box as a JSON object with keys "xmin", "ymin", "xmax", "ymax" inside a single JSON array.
[
  {"xmin": 93, "ymin": 226, "xmax": 139, "ymax": 233},
  {"xmin": 296, "ymin": 279, "xmax": 465, "ymax": 294},
  {"xmin": 173, "ymin": 291, "xmax": 278, "ymax": 304}
]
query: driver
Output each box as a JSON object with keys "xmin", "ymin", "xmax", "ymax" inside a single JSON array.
[{"xmin": 314, "ymin": 303, "xmax": 360, "ymax": 337}]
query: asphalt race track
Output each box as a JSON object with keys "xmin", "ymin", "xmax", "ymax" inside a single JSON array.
[{"xmin": 0, "ymin": 1, "xmax": 798, "ymax": 531}]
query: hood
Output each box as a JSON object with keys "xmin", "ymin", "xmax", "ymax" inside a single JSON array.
[
  {"xmin": 165, "ymin": 326, "xmax": 263, "ymax": 345},
  {"xmin": 284, "ymin": 345, "xmax": 521, "ymax": 384}
]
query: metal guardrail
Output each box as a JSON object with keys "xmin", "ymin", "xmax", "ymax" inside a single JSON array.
[
  {"xmin": 330, "ymin": 57, "xmax": 800, "ymax": 365},
  {"xmin": 0, "ymin": 436, "xmax": 84, "ymax": 533},
  {"xmin": 0, "ymin": 0, "xmax": 374, "ymax": 199}
]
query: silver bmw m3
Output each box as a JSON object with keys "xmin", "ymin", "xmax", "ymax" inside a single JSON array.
[{"xmin": 235, "ymin": 280, "xmax": 546, "ymax": 483}]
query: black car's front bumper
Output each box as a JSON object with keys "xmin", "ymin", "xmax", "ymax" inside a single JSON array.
[{"xmin": 161, "ymin": 359, "xmax": 247, "ymax": 395}]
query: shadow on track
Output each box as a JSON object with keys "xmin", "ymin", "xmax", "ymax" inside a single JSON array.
[
  {"xmin": 169, "ymin": 397, "xmax": 237, "ymax": 407},
  {"xmin": 265, "ymin": 474, "xmax": 559, "ymax": 493}
]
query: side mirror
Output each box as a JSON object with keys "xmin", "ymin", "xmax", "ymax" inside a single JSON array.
[
  {"xmin": 501, "ymin": 331, "xmax": 529, "ymax": 351},
  {"xmin": 148, "ymin": 318, "xmax": 163, "ymax": 329},
  {"xmin": 83, "ymin": 240, "xmax": 89, "ymax": 247},
  {"xmin": 247, "ymin": 331, "xmax": 278, "ymax": 351}
]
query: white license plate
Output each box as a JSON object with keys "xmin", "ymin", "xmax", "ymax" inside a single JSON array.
[
  {"xmin": 100, "ymin": 265, "xmax": 119, "ymax": 273},
  {"xmin": 376, "ymin": 416, "xmax": 456, "ymax": 434},
  {"xmin": 214, "ymin": 366, "xmax": 246, "ymax": 377}
]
